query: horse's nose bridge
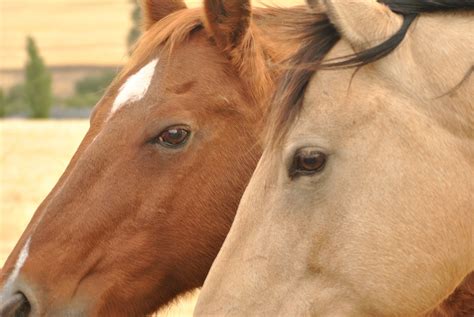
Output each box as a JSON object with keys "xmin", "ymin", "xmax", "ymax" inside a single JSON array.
[
  {"xmin": 19, "ymin": 152, "xmax": 114, "ymax": 266},
  {"xmin": 27, "ymin": 137, "xmax": 138, "ymax": 253},
  {"xmin": 45, "ymin": 142, "xmax": 115, "ymax": 210},
  {"xmin": 63, "ymin": 129, "xmax": 136, "ymax": 196}
]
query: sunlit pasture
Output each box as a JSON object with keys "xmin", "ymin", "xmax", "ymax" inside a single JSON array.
[
  {"xmin": 1, "ymin": 0, "xmax": 304, "ymax": 69},
  {"xmin": 0, "ymin": 119, "xmax": 197, "ymax": 316}
]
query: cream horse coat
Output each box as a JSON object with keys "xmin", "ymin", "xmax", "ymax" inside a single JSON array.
[{"xmin": 195, "ymin": 1, "xmax": 473, "ymax": 316}]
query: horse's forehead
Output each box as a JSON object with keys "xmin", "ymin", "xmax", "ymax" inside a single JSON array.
[
  {"xmin": 288, "ymin": 66, "xmax": 395, "ymax": 148},
  {"xmin": 302, "ymin": 68, "xmax": 374, "ymax": 120},
  {"xmin": 110, "ymin": 58, "xmax": 160, "ymax": 116}
]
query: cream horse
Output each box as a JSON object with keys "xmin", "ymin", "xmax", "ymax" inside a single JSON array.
[{"xmin": 195, "ymin": 0, "xmax": 473, "ymax": 316}]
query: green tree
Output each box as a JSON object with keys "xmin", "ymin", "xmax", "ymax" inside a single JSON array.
[
  {"xmin": 127, "ymin": 0, "xmax": 142, "ymax": 54},
  {"xmin": 75, "ymin": 70, "xmax": 116, "ymax": 95},
  {"xmin": 6, "ymin": 84, "xmax": 27, "ymax": 115},
  {"xmin": 25, "ymin": 36, "xmax": 52, "ymax": 118},
  {"xmin": 0, "ymin": 88, "xmax": 5, "ymax": 117},
  {"xmin": 64, "ymin": 70, "xmax": 116, "ymax": 108}
]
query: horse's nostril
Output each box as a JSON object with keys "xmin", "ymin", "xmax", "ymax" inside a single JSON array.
[
  {"xmin": 14, "ymin": 293, "xmax": 30, "ymax": 317},
  {"xmin": 0, "ymin": 292, "xmax": 31, "ymax": 317}
]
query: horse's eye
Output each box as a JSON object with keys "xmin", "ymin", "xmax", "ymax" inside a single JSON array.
[
  {"xmin": 290, "ymin": 149, "xmax": 327, "ymax": 178},
  {"xmin": 156, "ymin": 126, "xmax": 190, "ymax": 148}
]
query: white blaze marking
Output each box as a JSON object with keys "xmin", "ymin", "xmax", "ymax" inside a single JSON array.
[
  {"xmin": 0, "ymin": 238, "xmax": 31, "ymax": 301},
  {"xmin": 111, "ymin": 58, "xmax": 159, "ymax": 113}
]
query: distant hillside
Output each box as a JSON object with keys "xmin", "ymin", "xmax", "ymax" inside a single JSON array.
[{"xmin": 1, "ymin": 0, "xmax": 302, "ymax": 70}]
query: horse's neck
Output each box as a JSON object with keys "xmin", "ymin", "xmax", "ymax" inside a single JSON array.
[{"xmin": 426, "ymin": 272, "xmax": 474, "ymax": 317}]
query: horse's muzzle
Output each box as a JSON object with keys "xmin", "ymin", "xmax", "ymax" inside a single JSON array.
[{"xmin": 0, "ymin": 292, "xmax": 31, "ymax": 317}]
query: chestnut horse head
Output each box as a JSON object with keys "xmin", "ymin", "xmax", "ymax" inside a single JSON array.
[
  {"xmin": 196, "ymin": 0, "xmax": 473, "ymax": 316},
  {"xmin": 0, "ymin": 0, "xmax": 309, "ymax": 315}
]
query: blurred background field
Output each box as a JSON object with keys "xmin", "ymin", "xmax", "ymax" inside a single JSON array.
[
  {"xmin": 1, "ymin": 0, "xmax": 303, "ymax": 315},
  {"xmin": 1, "ymin": 0, "xmax": 303, "ymax": 117}
]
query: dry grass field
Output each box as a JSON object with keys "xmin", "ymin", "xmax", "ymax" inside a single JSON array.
[
  {"xmin": 1, "ymin": 0, "xmax": 304, "ymax": 99},
  {"xmin": 0, "ymin": 119, "xmax": 197, "ymax": 316},
  {"xmin": 1, "ymin": 0, "xmax": 304, "ymax": 69}
]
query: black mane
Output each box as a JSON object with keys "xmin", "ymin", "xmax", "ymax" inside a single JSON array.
[{"xmin": 271, "ymin": 0, "xmax": 474, "ymax": 144}]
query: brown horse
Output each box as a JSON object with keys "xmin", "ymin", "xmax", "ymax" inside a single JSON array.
[{"xmin": 0, "ymin": 1, "xmax": 310, "ymax": 315}]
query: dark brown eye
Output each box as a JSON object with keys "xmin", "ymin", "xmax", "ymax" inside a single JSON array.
[
  {"xmin": 290, "ymin": 149, "xmax": 327, "ymax": 178},
  {"xmin": 156, "ymin": 126, "xmax": 190, "ymax": 148}
]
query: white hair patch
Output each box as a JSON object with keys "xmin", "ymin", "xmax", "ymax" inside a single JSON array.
[
  {"xmin": 0, "ymin": 237, "xmax": 31, "ymax": 302},
  {"xmin": 111, "ymin": 58, "xmax": 159, "ymax": 114}
]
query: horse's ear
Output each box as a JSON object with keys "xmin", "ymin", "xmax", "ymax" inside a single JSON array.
[
  {"xmin": 322, "ymin": 0, "xmax": 403, "ymax": 49},
  {"xmin": 203, "ymin": 0, "xmax": 251, "ymax": 52},
  {"xmin": 142, "ymin": 0, "xmax": 187, "ymax": 30}
]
